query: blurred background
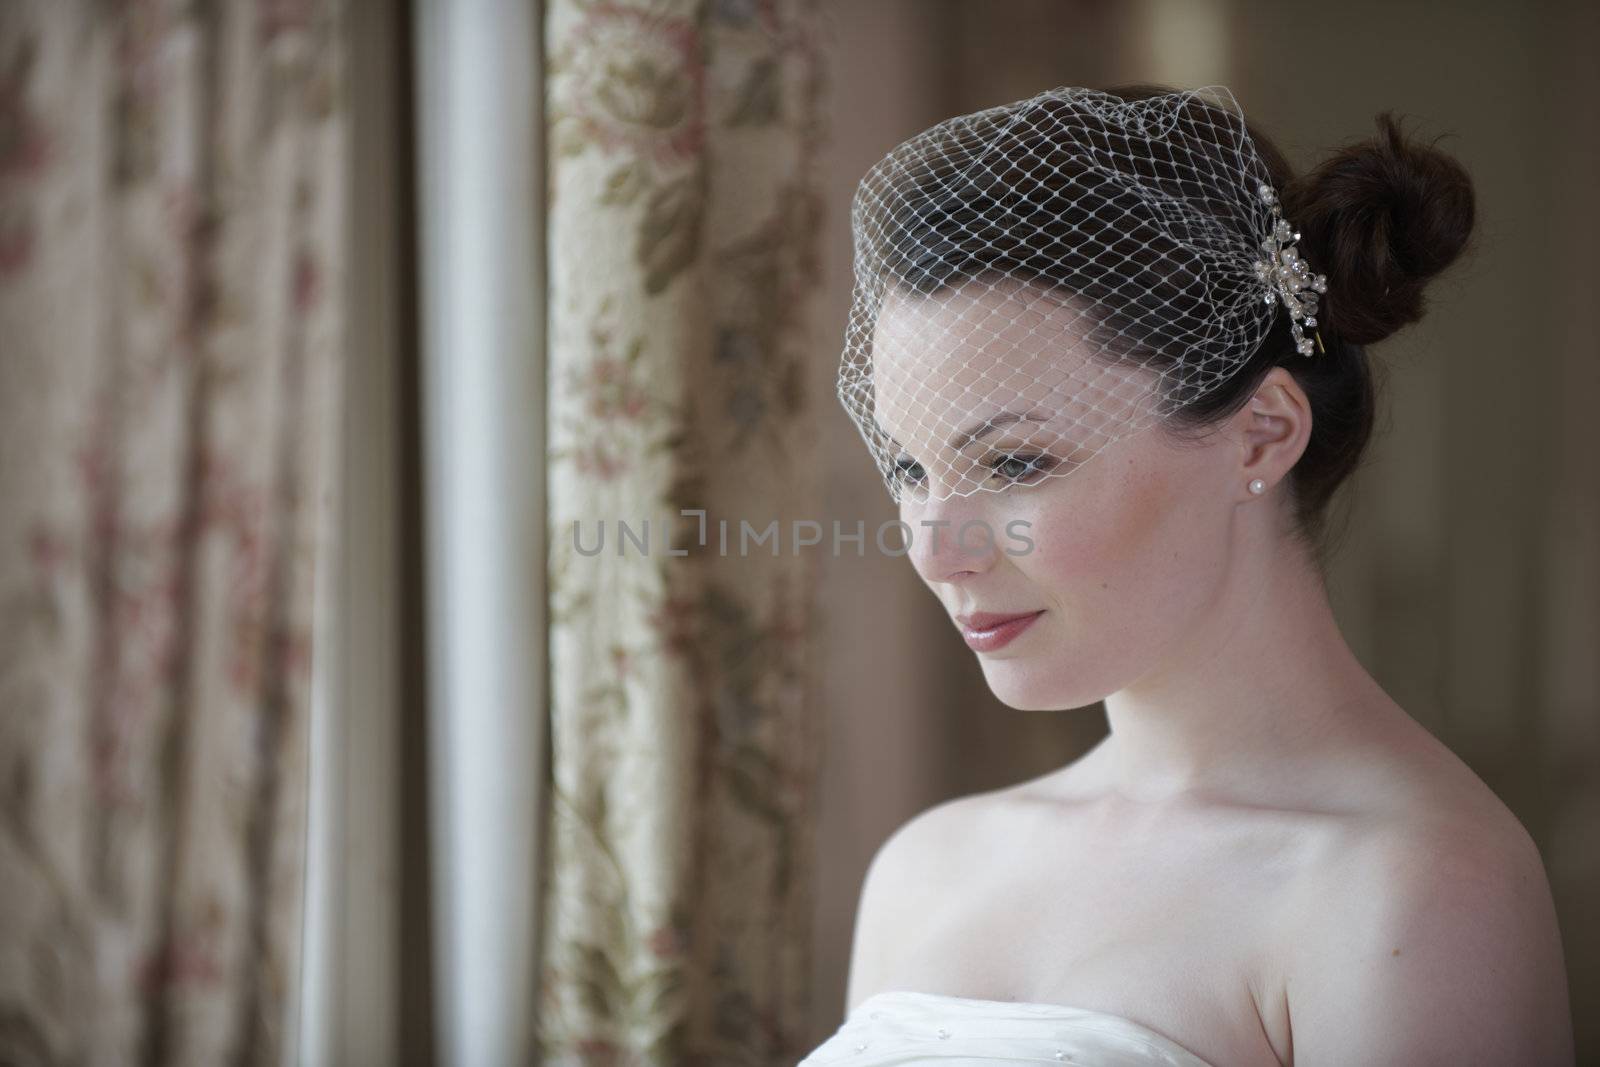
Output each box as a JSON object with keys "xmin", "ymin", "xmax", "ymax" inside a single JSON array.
[{"xmin": 0, "ymin": 1, "xmax": 1594, "ymax": 1065}]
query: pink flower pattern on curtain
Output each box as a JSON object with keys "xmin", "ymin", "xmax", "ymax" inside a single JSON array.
[
  {"xmin": 538, "ymin": 0, "xmax": 829, "ymax": 1062},
  {"xmin": 0, "ymin": 2, "xmax": 346, "ymax": 1063}
]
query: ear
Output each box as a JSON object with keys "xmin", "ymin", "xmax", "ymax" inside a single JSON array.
[{"xmin": 1234, "ymin": 367, "xmax": 1311, "ymax": 497}]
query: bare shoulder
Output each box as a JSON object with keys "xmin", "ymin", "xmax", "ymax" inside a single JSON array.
[
  {"xmin": 842, "ymin": 791, "xmax": 995, "ymax": 1014},
  {"xmin": 1282, "ymin": 777, "xmax": 1574, "ymax": 1066}
]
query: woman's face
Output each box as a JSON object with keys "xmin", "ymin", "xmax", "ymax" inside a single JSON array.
[{"xmin": 871, "ymin": 281, "xmax": 1247, "ymax": 712}]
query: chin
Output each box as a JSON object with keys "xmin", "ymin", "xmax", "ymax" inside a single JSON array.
[{"xmin": 978, "ymin": 661, "xmax": 1095, "ymax": 712}]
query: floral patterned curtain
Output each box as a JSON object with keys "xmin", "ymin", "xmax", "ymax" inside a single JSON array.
[
  {"xmin": 538, "ymin": 0, "xmax": 828, "ymax": 1062},
  {"xmin": 0, "ymin": 2, "xmax": 346, "ymax": 1063}
]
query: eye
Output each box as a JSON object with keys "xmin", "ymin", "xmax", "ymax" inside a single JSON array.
[
  {"xmin": 990, "ymin": 453, "xmax": 1054, "ymax": 483},
  {"xmin": 891, "ymin": 455, "xmax": 926, "ymax": 485}
]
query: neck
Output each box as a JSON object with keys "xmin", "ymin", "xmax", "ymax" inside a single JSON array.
[{"xmin": 1098, "ymin": 529, "xmax": 1391, "ymax": 806}]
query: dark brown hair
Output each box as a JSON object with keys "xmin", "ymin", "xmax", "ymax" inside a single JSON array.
[{"xmin": 874, "ymin": 84, "xmax": 1476, "ymax": 563}]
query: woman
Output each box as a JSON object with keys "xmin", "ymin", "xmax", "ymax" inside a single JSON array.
[{"xmin": 799, "ymin": 85, "xmax": 1573, "ymax": 1066}]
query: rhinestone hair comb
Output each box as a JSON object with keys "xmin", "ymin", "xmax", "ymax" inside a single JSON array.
[{"xmin": 1253, "ymin": 180, "xmax": 1328, "ymax": 356}]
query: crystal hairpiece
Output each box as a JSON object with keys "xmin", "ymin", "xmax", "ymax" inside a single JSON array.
[{"xmin": 1253, "ymin": 181, "xmax": 1328, "ymax": 356}]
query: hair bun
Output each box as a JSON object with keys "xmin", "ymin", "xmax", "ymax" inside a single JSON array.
[{"xmin": 1284, "ymin": 111, "xmax": 1476, "ymax": 346}]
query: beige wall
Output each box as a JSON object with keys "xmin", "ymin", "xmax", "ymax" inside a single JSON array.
[{"xmin": 808, "ymin": 0, "xmax": 1599, "ymax": 1055}]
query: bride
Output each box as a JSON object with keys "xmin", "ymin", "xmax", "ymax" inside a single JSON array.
[{"xmin": 800, "ymin": 85, "xmax": 1574, "ymax": 1066}]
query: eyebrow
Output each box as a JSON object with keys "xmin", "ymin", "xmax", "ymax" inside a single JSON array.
[{"xmin": 948, "ymin": 411, "xmax": 1050, "ymax": 450}]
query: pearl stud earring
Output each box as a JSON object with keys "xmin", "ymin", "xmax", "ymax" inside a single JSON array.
[{"xmin": 1248, "ymin": 478, "xmax": 1266, "ymax": 495}]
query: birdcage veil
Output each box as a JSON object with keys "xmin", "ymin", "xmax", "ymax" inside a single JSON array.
[{"xmin": 837, "ymin": 85, "xmax": 1327, "ymax": 505}]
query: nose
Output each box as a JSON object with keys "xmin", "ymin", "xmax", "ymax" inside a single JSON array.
[{"xmin": 904, "ymin": 490, "xmax": 1002, "ymax": 584}]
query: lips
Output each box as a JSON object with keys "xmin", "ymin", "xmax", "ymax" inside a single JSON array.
[
  {"xmin": 957, "ymin": 610, "xmax": 1041, "ymax": 630},
  {"xmin": 955, "ymin": 609, "xmax": 1045, "ymax": 653}
]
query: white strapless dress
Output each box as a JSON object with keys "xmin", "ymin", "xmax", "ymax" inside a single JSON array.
[{"xmin": 796, "ymin": 989, "xmax": 1219, "ymax": 1066}]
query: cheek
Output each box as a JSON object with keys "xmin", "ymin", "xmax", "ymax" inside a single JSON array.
[{"xmin": 1018, "ymin": 461, "xmax": 1180, "ymax": 597}]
